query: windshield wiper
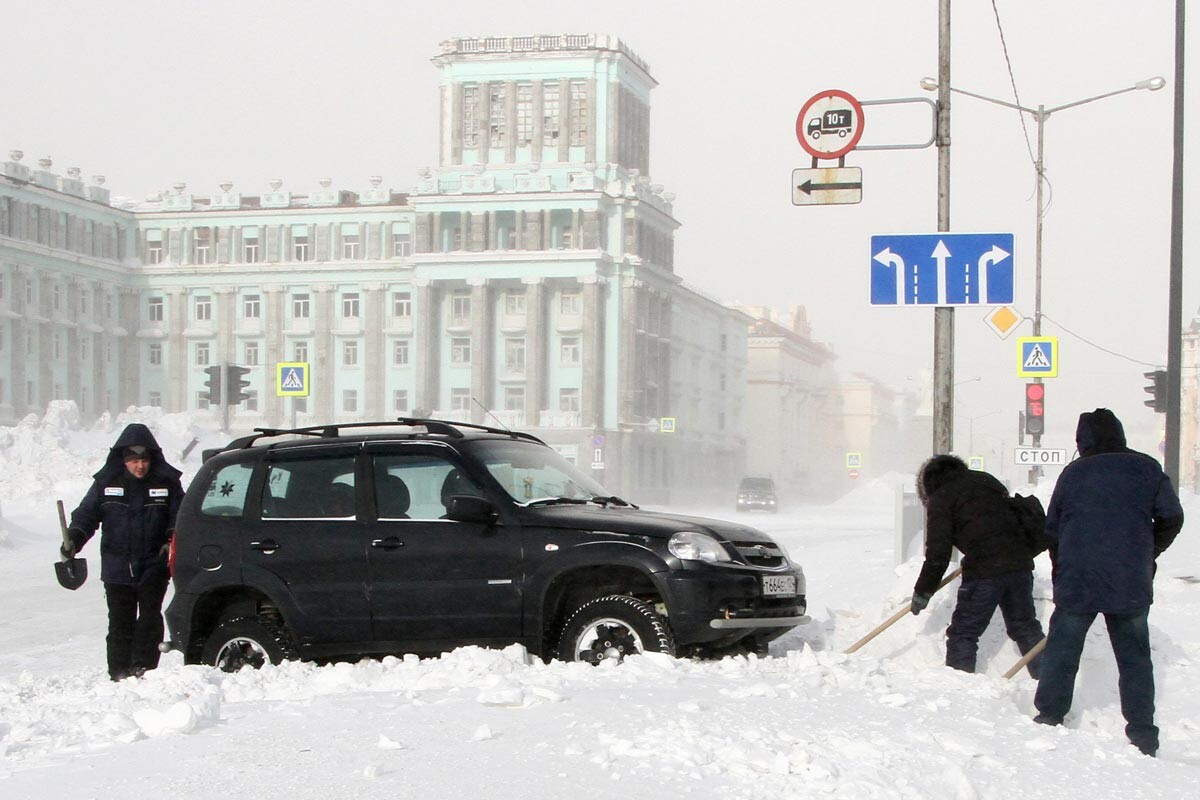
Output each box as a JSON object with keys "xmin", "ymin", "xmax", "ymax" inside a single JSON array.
[
  {"xmin": 525, "ymin": 496, "xmax": 590, "ymax": 507},
  {"xmin": 589, "ymin": 496, "xmax": 637, "ymax": 509}
]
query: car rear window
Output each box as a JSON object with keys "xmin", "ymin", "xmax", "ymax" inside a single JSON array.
[{"xmin": 739, "ymin": 478, "xmax": 774, "ymax": 491}]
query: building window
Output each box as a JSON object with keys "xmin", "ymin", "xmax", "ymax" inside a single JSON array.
[
  {"xmin": 148, "ymin": 342, "xmax": 162, "ymax": 365},
  {"xmin": 489, "ymin": 83, "xmax": 506, "ymax": 148},
  {"xmin": 451, "ymin": 337, "xmax": 471, "ymax": 365},
  {"xmin": 53, "ymin": 284, "xmax": 62, "ymax": 311},
  {"xmin": 245, "ymin": 390, "xmax": 259, "ymax": 412},
  {"xmin": 104, "ymin": 294, "xmax": 113, "ymax": 318},
  {"xmin": 516, "ymin": 83, "xmax": 533, "ymax": 145},
  {"xmin": 147, "ymin": 232, "xmax": 163, "ymax": 264},
  {"xmin": 342, "ymin": 233, "xmax": 360, "ymax": 259},
  {"xmin": 293, "ymin": 233, "xmax": 309, "ymax": 261},
  {"xmin": 542, "ymin": 82, "xmax": 560, "ymax": 145},
  {"xmin": 451, "ymin": 292, "xmax": 471, "ymax": 320},
  {"xmin": 504, "ymin": 291, "xmax": 526, "ymax": 316},
  {"xmin": 718, "ymin": 411, "xmax": 726, "ymax": 431},
  {"xmin": 393, "ymin": 389, "xmax": 409, "ymax": 413},
  {"xmin": 196, "ymin": 342, "xmax": 210, "ymax": 366},
  {"xmin": 560, "ymin": 291, "xmax": 581, "ymax": 316},
  {"xmin": 505, "ymin": 338, "xmax": 526, "ymax": 372},
  {"xmin": 25, "ymin": 276, "xmax": 33, "ymax": 304},
  {"xmin": 343, "ymin": 389, "xmax": 358, "ymax": 413},
  {"xmin": 243, "ymin": 229, "xmax": 260, "ymax": 263},
  {"xmin": 560, "ymin": 337, "xmax": 581, "ymax": 366},
  {"xmin": 462, "ymin": 85, "xmax": 481, "ymax": 148},
  {"xmin": 450, "ymin": 388, "xmax": 471, "ymax": 411},
  {"xmin": 245, "ymin": 341, "xmax": 260, "ymax": 366},
  {"xmin": 720, "ymin": 333, "xmax": 728, "ymax": 352},
  {"xmin": 342, "ymin": 292, "xmax": 360, "ymax": 318},
  {"xmin": 392, "ymin": 291, "xmax": 411, "ymax": 317},
  {"xmin": 193, "ymin": 228, "xmax": 211, "ymax": 264},
  {"xmin": 195, "ymin": 296, "xmax": 212, "ymax": 321},
  {"xmin": 243, "ymin": 294, "xmax": 261, "ymax": 318},
  {"xmin": 393, "ymin": 339, "xmax": 410, "ymax": 366},
  {"xmin": 149, "ymin": 391, "xmax": 162, "ymax": 408},
  {"xmin": 503, "ymin": 386, "xmax": 524, "ymax": 412},
  {"xmin": 78, "ymin": 289, "xmax": 87, "ymax": 314},
  {"xmin": 80, "ymin": 337, "xmax": 89, "ymax": 360},
  {"xmin": 148, "ymin": 296, "xmax": 164, "ymax": 322},
  {"xmin": 569, "ymin": 80, "xmax": 588, "ymax": 146},
  {"xmin": 392, "ymin": 232, "xmax": 411, "ymax": 257},
  {"xmin": 343, "ymin": 340, "xmax": 359, "ymax": 367},
  {"xmin": 293, "ymin": 341, "xmax": 308, "ymax": 362},
  {"xmin": 292, "ymin": 294, "xmax": 310, "ymax": 319},
  {"xmin": 559, "ymin": 388, "xmax": 580, "ymax": 412}
]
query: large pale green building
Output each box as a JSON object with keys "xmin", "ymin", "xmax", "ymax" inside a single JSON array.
[{"xmin": 0, "ymin": 33, "xmax": 752, "ymax": 501}]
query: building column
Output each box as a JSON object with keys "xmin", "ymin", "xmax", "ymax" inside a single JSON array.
[
  {"xmin": 468, "ymin": 277, "xmax": 491, "ymax": 423},
  {"xmin": 363, "ymin": 282, "xmax": 385, "ymax": 420},
  {"xmin": 214, "ymin": 287, "xmax": 237, "ymax": 365},
  {"xmin": 166, "ymin": 288, "xmax": 188, "ymax": 411},
  {"xmin": 413, "ymin": 278, "xmax": 439, "ymax": 415},
  {"xmin": 619, "ymin": 276, "xmax": 643, "ymax": 423},
  {"xmin": 65, "ymin": 278, "xmax": 80, "ymax": 405},
  {"xmin": 580, "ymin": 275, "xmax": 606, "ymax": 429},
  {"xmin": 523, "ymin": 277, "xmax": 546, "ymax": 426},
  {"xmin": 310, "ymin": 285, "xmax": 336, "ymax": 420},
  {"xmin": 117, "ymin": 288, "xmax": 140, "ymax": 409},
  {"xmin": 263, "ymin": 286, "xmax": 286, "ymax": 426}
]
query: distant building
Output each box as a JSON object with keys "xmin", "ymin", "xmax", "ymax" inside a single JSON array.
[{"xmin": 0, "ymin": 33, "xmax": 753, "ymax": 501}]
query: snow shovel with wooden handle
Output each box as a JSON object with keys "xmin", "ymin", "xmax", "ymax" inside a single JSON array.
[
  {"xmin": 54, "ymin": 499, "xmax": 88, "ymax": 590},
  {"xmin": 1003, "ymin": 636, "xmax": 1047, "ymax": 679},
  {"xmin": 843, "ymin": 567, "xmax": 963, "ymax": 654}
]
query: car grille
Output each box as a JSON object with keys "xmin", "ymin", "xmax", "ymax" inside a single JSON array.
[{"xmin": 732, "ymin": 541, "xmax": 786, "ymax": 568}]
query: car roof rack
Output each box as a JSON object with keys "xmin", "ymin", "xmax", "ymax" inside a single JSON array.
[{"xmin": 206, "ymin": 417, "xmax": 544, "ymax": 459}]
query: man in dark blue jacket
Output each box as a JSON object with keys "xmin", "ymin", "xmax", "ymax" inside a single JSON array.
[
  {"xmin": 64, "ymin": 424, "xmax": 184, "ymax": 680},
  {"xmin": 1033, "ymin": 409, "xmax": 1184, "ymax": 757}
]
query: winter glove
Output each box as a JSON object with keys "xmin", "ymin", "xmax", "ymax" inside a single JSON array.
[
  {"xmin": 60, "ymin": 542, "xmax": 75, "ymax": 560},
  {"xmin": 910, "ymin": 593, "xmax": 931, "ymax": 616}
]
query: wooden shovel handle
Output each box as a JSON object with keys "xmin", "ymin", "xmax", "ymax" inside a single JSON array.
[
  {"xmin": 57, "ymin": 499, "xmax": 70, "ymax": 548},
  {"xmin": 843, "ymin": 566, "xmax": 964, "ymax": 654},
  {"xmin": 1003, "ymin": 636, "xmax": 1047, "ymax": 679}
]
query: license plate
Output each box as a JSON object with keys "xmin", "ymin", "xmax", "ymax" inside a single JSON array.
[{"xmin": 762, "ymin": 575, "xmax": 796, "ymax": 597}]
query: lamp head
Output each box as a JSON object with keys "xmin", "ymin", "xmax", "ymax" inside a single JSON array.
[
  {"xmin": 919, "ymin": 77, "xmax": 939, "ymax": 92},
  {"xmin": 1136, "ymin": 76, "xmax": 1167, "ymax": 91}
]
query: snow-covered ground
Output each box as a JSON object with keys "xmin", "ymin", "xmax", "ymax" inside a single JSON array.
[{"xmin": 1, "ymin": 406, "xmax": 1197, "ymax": 798}]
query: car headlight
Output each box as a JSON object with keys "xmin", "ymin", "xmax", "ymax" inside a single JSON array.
[{"xmin": 668, "ymin": 531, "xmax": 732, "ymax": 563}]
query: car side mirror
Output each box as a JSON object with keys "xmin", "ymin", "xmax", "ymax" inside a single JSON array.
[{"xmin": 445, "ymin": 495, "xmax": 498, "ymax": 523}]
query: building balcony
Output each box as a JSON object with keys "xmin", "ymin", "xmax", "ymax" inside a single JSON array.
[{"xmin": 539, "ymin": 411, "xmax": 581, "ymax": 428}]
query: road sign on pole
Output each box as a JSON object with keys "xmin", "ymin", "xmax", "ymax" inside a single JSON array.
[
  {"xmin": 1017, "ymin": 337, "xmax": 1058, "ymax": 378},
  {"xmin": 277, "ymin": 362, "xmax": 310, "ymax": 397},
  {"xmin": 1014, "ymin": 447, "xmax": 1067, "ymax": 466},
  {"xmin": 792, "ymin": 167, "xmax": 862, "ymax": 205},
  {"xmin": 869, "ymin": 232, "xmax": 1015, "ymax": 306},
  {"xmin": 796, "ymin": 90, "xmax": 866, "ymax": 161}
]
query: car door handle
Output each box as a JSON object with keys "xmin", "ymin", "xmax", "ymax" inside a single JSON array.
[
  {"xmin": 371, "ymin": 537, "xmax": 404, "ymax": 550},
  {"xmin": 249, "ymin": 540, "xmax": 280, "ymax": 554}
]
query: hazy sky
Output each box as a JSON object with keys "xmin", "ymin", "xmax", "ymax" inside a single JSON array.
[{"xmin": 7, "ymin": 1, "xmax": 1197, "ymax": 476}]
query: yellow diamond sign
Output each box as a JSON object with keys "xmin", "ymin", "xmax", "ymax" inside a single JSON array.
[{"xmin": 984, "ymin": 306, "xmax": 1022, "ymax": 339}]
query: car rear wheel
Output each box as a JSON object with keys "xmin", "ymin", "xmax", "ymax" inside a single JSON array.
[
  {"xmin": 201, "ymin": 616, "xmax": 297, "ymax": 672},
  {"xmin": 555, "ymin": 595, "xmax": 675, "ymax": 664}
]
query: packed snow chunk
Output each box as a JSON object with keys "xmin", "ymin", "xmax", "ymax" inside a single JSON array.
[
  {"xmin": 471, "ymin": 724, "xmax": 495, "ymax": 741},
  {"xmin": 476, "ymin": 685, "xmax": 526, "ymax": 707},
  {"xmin": 377, "ymin": 733, "xmax": 405, "ymax": 750},
  {"xmin": 133, "ymin": 701, "xmax": 199, "ymax": 737}
]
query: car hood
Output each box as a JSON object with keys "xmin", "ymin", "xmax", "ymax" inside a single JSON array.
[{"xmin": 520, "ymin": 504, "xmax": 778, "ymax": 544}]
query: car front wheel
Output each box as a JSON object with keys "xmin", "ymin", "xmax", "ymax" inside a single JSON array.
[
  {"xmin": 201, "ymin": 616, "xmax": 298, "ymax": 672},
  {"xmin": 555, "ymin": 595, "xmax": 675, "ymax": 664}
]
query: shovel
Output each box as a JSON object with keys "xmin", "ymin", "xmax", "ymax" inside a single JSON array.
[
  {"xmin": 54, "ymin": 499, "xmax": 88, "ymax": 590},
  {"xmin": 843, "ymin": 567, "xmax": 963, "ymax": 654}
]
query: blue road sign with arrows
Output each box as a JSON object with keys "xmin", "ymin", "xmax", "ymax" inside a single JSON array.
[{"xmin": 870, "ymin": 233, "xmax": 1015, "ymax": 306}]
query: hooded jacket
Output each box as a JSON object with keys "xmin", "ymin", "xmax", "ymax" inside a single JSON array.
[
  {"xmin": 1045, "ymin": 409, "xmax": 1184, "ymax": 613},
  {"xmin": 68, "ymin": 423, "xmax": 185, "ymax": 586},
  {"xmin": 913, "ymin": 455, "xmax": 1034, "ymax": 596}
]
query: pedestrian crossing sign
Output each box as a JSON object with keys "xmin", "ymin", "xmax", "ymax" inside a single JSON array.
[
  {"xmin": 276, "ymin": 362, "xmax": 310, "ymax": 397},
  {"xmin": 1016, "ymin": 337, "xmax": 1058, "ymax": 378}
]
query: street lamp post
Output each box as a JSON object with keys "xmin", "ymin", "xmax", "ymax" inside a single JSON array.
[{"xmin": 920, "ymin": 76, "xmax": 1165, "ymax": 479}]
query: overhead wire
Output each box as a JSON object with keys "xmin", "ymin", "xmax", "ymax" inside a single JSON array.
[{"xmin": 1040, "ymin": 313, "xmax": 1163, "ymax": 368}]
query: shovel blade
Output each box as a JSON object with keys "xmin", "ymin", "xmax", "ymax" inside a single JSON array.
[{"xmin": 55, "ymin": 557, "xmax": 88, "ymax": 590}]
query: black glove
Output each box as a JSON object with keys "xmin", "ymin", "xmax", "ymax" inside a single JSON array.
[
  {"xmin": 910, "ymin": 593, "xmax": 931, "ymax": 616},
  {"xmin": 60, "ymin": 542, "xmax": 75, "ymax": 559}
]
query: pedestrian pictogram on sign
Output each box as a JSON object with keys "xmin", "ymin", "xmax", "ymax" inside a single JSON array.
[
  {"xmin": 1017, "ymin": 337, "xmax": 1058, "ymax": 378},
  {"xmin": 846, "ymin": 452, "xmax": 863, "ymax": 469},
  {"xmin": 276, "ymin": 362, "xmax": 310, "ymax": 397}
]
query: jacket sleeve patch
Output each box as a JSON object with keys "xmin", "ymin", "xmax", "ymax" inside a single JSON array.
[{"xmin": 104, "ymin": 487, "xmax": 125, "ymax": 497}]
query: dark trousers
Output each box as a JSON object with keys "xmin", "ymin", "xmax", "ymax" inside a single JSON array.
[
  {"xmin": 946, "ymin": 571, "xmax": 1045, "ymax": 676},
  {"xmin": 1034, "ymin": 607, "xmax": 1157, "ymax": 754},
  {"xmin": 103, "ymin": 571, "xmax": 170, "ymax": 680}
]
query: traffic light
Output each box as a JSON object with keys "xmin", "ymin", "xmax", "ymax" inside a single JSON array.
[
  {"xmin": 1024, "ymin": 383, "xmax": 1045, "ymax": 436},
  {"xmin": 227, "ymin": 365, "xmax": 252, "ymax": 405},
  {"xmin": 203, "ymin": 365, "xmax": 223, "ymax": 406},
  {"xmin": 1143, "ymin": 369, "xmax": 1166, "ymax": 413}
]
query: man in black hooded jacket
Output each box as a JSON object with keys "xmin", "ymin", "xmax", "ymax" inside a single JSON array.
[
  {"xmin": 1034, "ymin": 408, "xmax": 1184, "ymax": 757},
  {"xmin": 63, "ymin": 423, "xmax": 185, "ymax": 680},
  {"xmin": 911, "ymin": 454, "xmax": 1045, "ymax": 676}
]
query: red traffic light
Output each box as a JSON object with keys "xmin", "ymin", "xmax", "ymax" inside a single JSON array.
[{"xmin": 1025, "ymin": 384, "xmax": 1045, "ymax": 402}]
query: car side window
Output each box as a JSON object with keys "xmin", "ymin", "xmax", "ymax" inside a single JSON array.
[
  {"xmin": 372, "ymin": 453, "xmax": 483, "ymax": 521},
  {"xmin": 200, "ymin": 462, "xmax": 254, "ymax": 517},
  {"xmin": 263, "ymin": 456, "xmax": 357, "ymax": 519}
]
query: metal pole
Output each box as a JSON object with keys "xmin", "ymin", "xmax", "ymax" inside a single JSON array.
[
  {"xmin": 221, "ymin": 363, "xmax": 230, "ymax": 434},
  {"xmin": 1165, "ymin": 0, "xmax": 1185, "ymax": 488},
  {"xmin": 1030, "ymin": 107, "xmax": 1046, "ymax": 484},
  {"xmin": 932, "ymin": 0, "xmax": 954, "ymax": 455}
]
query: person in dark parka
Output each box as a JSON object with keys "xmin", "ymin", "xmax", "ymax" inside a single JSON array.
[
  {"xmin": 1033, "ymin": 408, "xmax": 1184, "ymax": 757},
  {"xmin": 63, "ymin": 424, "xmax": 184, "ymax": 680},
  {"xmin": 911, "ymin": 455, "xmax": 1046, "ymax": 676}
]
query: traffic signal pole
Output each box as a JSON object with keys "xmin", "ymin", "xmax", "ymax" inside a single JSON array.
[{"xmin": 221, "ymin": 363, "xmax": 230, "ymax": 434}]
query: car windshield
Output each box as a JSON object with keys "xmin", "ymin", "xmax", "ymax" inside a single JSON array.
[
  {"xmin": 740, "ymin": 478, "xmax": 774, "ymax": 491},
  {"xmin": 471, "ymin": 440, "xmax": 610, "ymax": 504}
]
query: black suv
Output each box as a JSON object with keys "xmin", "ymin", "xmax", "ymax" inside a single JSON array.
[
  {"xmin": 165, "ymin": 419, "xmax": 807, "ymax": 670},
  {"xmin": 736, "ymin": 476, "xmax": 778, "ymax": 513}
]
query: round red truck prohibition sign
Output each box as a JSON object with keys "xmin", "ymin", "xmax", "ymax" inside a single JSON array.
[{"xmin": 796, "ymin": 89, "xmax": 865, "ymax": 160}]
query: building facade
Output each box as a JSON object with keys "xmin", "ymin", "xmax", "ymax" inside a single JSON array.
[{"xmin": 0, "ymin": 34, "xmax": 750, "ymax": 501}]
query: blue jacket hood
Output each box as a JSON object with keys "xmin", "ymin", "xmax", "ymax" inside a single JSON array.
[
  {"xmin": 1075, "ymin": 408, "xmax": 1127, "ymax": 456},
  {"xmin": 93, "ymin": 423, "xmax": 182, "ymax": 482}
]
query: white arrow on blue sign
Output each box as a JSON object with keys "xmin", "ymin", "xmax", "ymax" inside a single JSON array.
[{"xmin": 870, "ymin": 233, "xmax": 1015, "ymax": 306}]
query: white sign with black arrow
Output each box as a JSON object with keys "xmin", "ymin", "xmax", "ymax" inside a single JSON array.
[{"xmin": 792, "ymin": 166, "xmax": 862, "ymax": 206}]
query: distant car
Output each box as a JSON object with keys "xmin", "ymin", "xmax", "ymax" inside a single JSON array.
[
  {"xmin": 164, "ymin": 419, "xmax": 808, "ymax": 671},
  {"xmin": 736, "ymin": 476, "xmax": 778, "ymax": 513}
]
